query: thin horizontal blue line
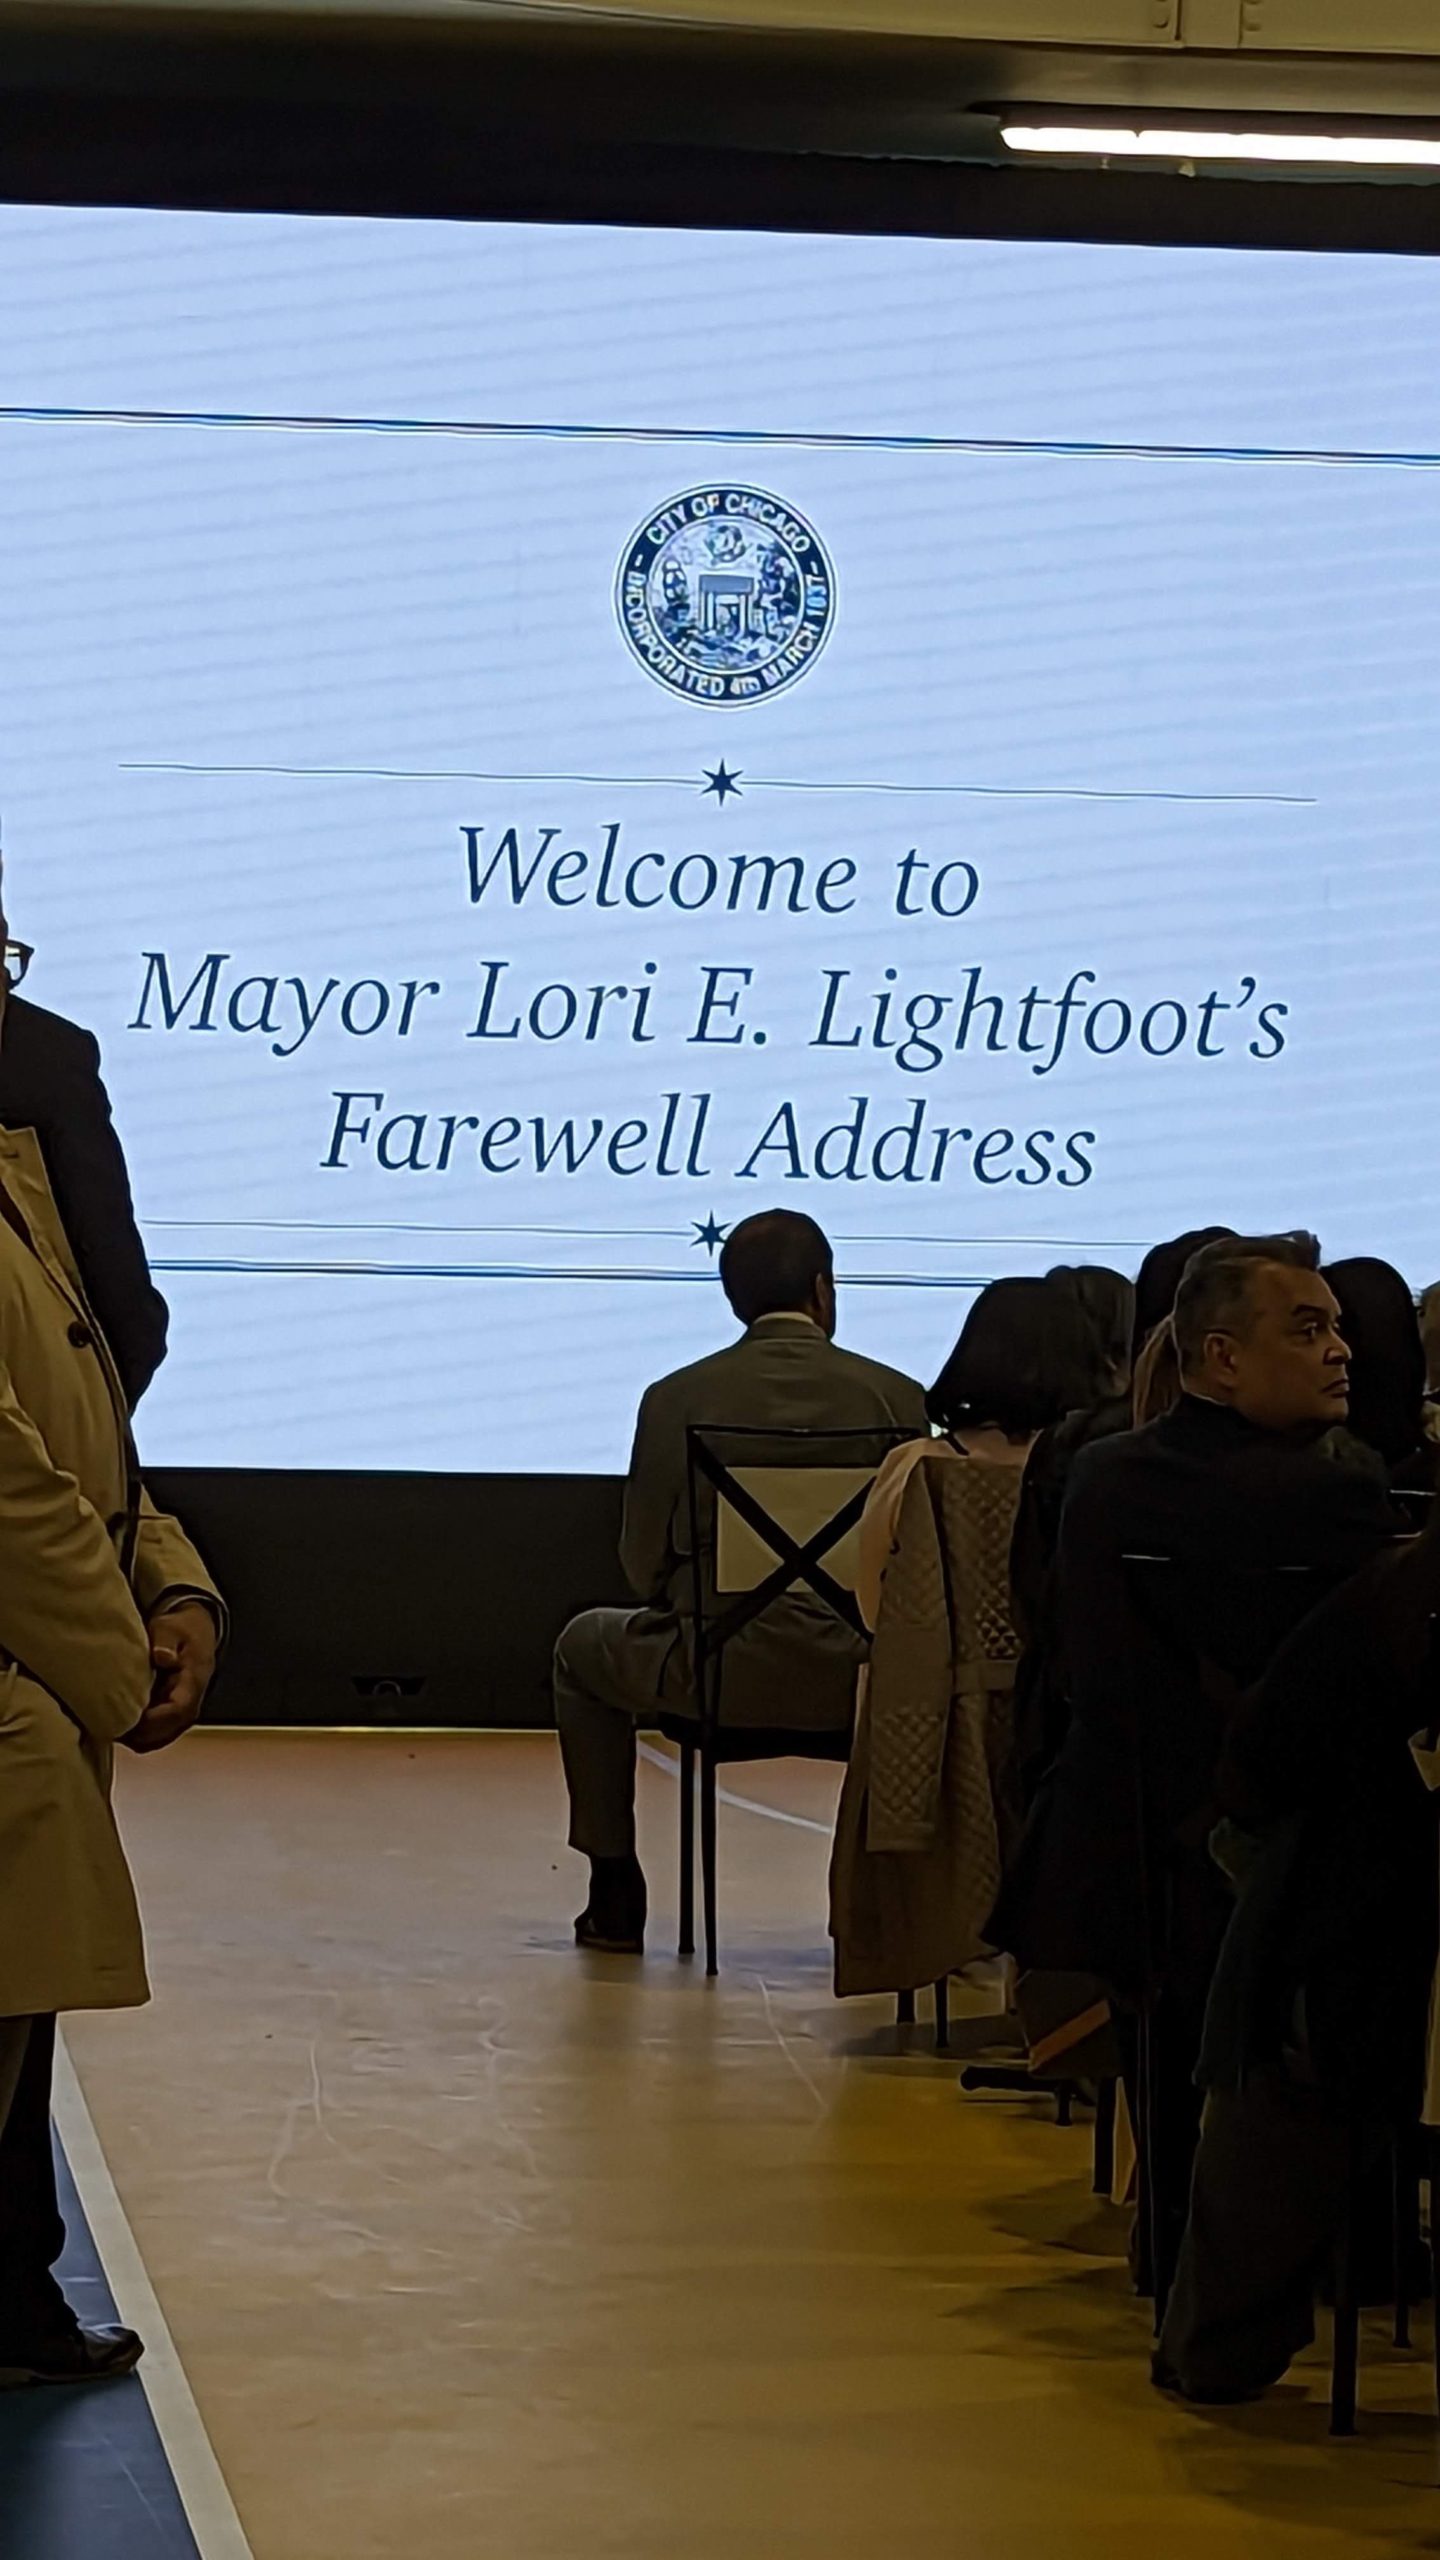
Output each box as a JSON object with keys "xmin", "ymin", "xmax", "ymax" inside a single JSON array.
[
  {"xmin": 123, "ymin": 759, "xmax": 1312, "ymax": 806},
  {"xmin": 147, "ymin": 1217, "xmax": 1154, "ymax": 1248},
  {"xmin": 149, "ymin": 1259, "xmax": 991, "ymax": 1286},
  {"xmin": 4, "ymin": 405, "xmax": 1440, "ymax": 469}
]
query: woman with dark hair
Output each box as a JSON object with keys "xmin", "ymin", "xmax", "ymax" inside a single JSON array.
[
  {"xmin": 925, "ymin": 1275, "xmax": 1106, "ymax": 1439},
  {"xmin": 1325, "ymin": 1255, "xmax": 1437, "ymax": 1495},
  {"xmin": 1046, "ymin": 1263, "xmax": 1136, "ymax": 1407},
  {"xmin": 855, "ymin": 1276, "xmax": 1094, "ymax": 1627}
]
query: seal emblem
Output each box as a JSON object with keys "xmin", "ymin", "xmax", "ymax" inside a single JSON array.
[{"xmin": 617, "ymin": 486, "xmax": 835, "ymax": 705}]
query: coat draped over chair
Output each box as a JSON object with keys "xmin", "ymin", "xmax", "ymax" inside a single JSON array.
[{"xmin": 829, "ymin": 1451, "xmax": 1023, "ymax": 1997}]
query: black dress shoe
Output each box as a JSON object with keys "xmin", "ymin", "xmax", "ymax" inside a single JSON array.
[
  {"xmin": 0, "ymin": 2324, "xmax": 145, "ymax": 2390},
  {"xmin": 574, "ymin": 1853, "xmax": 646, "ymax": 1954},
  {"xmin": 574, "ymin": 1905, "xmax": 645, "ymax": 1955}
]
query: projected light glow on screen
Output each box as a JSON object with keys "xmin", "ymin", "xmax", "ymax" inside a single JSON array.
[{"xmin": 2, "ymin": 206, "xmax": 1438, "ymax": 1471}]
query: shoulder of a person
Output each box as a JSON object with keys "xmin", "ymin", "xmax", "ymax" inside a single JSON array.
[
  {"xmin": 641, "ymin": 1335, "xmax": 750, "ymax": 1415},
  {"xmin": 3, "ymin": 994, "xmax": 100, "ymax": 1077},
  {"xmin": 1274, "ymin": 1433, "xmax": 1398, "ymax": 1521},
  {"xmin": 826, "ymin": 1337, "xmax": 925, "ymax": 1406}
]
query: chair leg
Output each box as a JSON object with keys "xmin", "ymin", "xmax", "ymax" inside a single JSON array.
[
  {"xmin": 896, "ymin": 1990, "xmax": 916, "ymax": 2028},
  {"xmin": 1093, "ymin": 2075, "xmax": 1118, "ymax": 2200},
  {"xmin": 1429, "ymin": 2145, "xmax": 1440, "ymax": 2480},
  {"xmin": 933, "ymin": 1978, "xmax": 950, "ymax": 2054},
  {"xmin": 700, "ymin": 1738, "xmax": 719, "ymax": 1979},
  {"xmin": 678, "ymin": 1741, "xmax": 696, "ymax": 1959},
  {"xmin": 1137, "ymin": 2005, "xmax": 1169, "ymax": 2334},
  {"xmin": 1055, "ymin": 2080, "xmax": 1074, "ymax": 2130},
  {"xmin": 1393, "ymin": 2125, "xmax": 1419, "ymax": 2351},
  {"xmin": 1330, "ymin": 2120, "xmax": 1364, "ymax": 2438}
]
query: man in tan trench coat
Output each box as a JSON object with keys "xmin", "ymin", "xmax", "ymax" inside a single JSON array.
[{"xmin": 0, "ymin": 1106, "xmax": 223, "ymax": 2388}]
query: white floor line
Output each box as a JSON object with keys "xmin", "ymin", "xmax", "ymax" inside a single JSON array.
[
  {"xmin": 52, "ymin": 2035, "xmax": 256, "ymax": 2560},
  {"xmin": 637, "ymin": 1738, "xmax": 834, "ymax": 1836}
]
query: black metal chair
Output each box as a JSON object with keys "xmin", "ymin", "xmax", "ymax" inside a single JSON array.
[{"xmin": 660, "ymin": 1420, "xmax": 914, "ymax": 1980}]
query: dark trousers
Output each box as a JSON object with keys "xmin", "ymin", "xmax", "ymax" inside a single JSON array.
[
  {"xmin": 553, "ymin": 1607, "xmax": 693, "ymax": 1861},
  {"xmin": 0, "ymin": 2017, "xmax": 69, "ymax": 2347},
  {"xmin": 1159, "ymin": 2073, "xmax": 1388, "ymax": 2398}
]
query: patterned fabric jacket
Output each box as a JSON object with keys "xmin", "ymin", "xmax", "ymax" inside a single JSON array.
[{"xmin": 829, "ymin": 1450, "xmax": 1023, "ymax": 1999}]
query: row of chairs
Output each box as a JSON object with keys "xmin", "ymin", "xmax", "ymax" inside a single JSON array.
[
  {"xmin": 654, "ymin": 1421, "xmax": 1440, "ymax": 2447},
  {"xmin": 662, "ymin": 1418, "xmax": 1090, "ymax": 2111},
  {"xmin": 1123, "ymin": 1540, "xmax": 1440, "ymax": 2440}
]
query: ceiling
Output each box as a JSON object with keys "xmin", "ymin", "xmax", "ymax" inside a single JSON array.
[
  {"xmin": 2, "ymin": 0, "xmax": 1438, "ymax": 214},
  {"xmin": 2, "ymin": 0, "xmax": 1439, "ymax": 79},
  {"xmin": 0, "ymin": 0, "xmax": 1435, "ymax": 37},
  {"xmin": 5, "ymin": 0, "xmax": 1424, "ymax": 50}
]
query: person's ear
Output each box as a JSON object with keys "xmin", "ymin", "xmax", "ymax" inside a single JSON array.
[
  {"xmin": 814, "ymin": 1272, "xmax": 837, "ymax": 1336},
  {"xmin": 1203, "ymin": 1328, "xmax": 1240, "ymax": 1391}
]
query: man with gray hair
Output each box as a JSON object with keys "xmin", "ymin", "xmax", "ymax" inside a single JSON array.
[{"xmin": 999, "ymin": 1231, "xmax": 1394, "ymax": 2303}]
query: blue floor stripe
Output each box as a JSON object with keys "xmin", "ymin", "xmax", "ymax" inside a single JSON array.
[{"xmin": 0, "ymin": 2143, "xmax": 199, "ymax": 2560}]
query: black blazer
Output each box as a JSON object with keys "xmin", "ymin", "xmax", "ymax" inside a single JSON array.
[
  {"xmin": 996, "ymin": 1395, "xmax": 1396, "ymax": 1998},
  {"xmin": 0, "ymin": 994, "xmax": 169, "ymax": 1410}
]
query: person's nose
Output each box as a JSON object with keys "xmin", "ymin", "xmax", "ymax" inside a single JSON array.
[{"xmin": 1329, "ymin": 1328, "xmax": 1351, "ymax": 1366}]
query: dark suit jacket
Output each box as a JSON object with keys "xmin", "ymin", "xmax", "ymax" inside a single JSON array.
[
  {"xmin": 0, "ymin": 995, "xmax": 169, "ymax": 1410},
  {"xmin": 995, "ymin": 1395, "xmax": 1395, "ymax": 1998},
  {"xmin": 620, "ymin": 1313, "xmax": 927, "ymax": 1729}
]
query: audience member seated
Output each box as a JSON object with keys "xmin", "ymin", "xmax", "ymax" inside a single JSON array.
[
  {"xmin": 830, "ymin": 1278, "xmax": 1095, "ymax": 1998},
  {"xmin": 1324, "ymin": 1254, "xmax": 1439, "ymax": 1497},
  {"xmin": 993, "ymin": 1233, "xmax": 1395, "ymax": 2296},
  {"xmin": 1157, "ymin": 1520, "xmax": 1440, "ymax": 2403},
  {"xmin": 1047, "ymin": 1262, "xmax": 1136, "ymax": 1412},
  {"xmin": 854, "ymin": 1275, "xmax": 1097, "ymax": 1633},
  {"xmin": 1130, "ymin": 1317, "xmax": 1183, "ymax": 1426},
  {"xmin": 553, "ymin": 1209, "xmax": 926, "ymax": 1955},
  {"xmin": 1009, "ymin": 1229, "xmax": 1233, "ymax": 1810}
]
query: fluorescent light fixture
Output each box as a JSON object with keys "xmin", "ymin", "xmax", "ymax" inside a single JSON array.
[{"xmin": 1002, "ymin": 124, "xmax": 1440, "ymax": 169}]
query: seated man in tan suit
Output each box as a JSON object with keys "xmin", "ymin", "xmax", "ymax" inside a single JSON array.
[
  {"xmin": 555, "ymin": 1210, "xmax": 926, "ymax": 1952},
  {"xmin": 0, "ymin": 1111, "xmax": 223, "ymax": 2389}
]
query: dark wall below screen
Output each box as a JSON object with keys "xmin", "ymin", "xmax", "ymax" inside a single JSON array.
[{"xmin": 149, "ymin": 1471, "xmax": 627, "ymax": 1729}]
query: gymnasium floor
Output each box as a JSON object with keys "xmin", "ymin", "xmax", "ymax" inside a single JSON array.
[{"xmin": 10, "ymin": 1730, "xmax": 1440, "ymax": 2557}]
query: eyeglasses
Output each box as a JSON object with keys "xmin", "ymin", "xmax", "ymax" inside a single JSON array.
[{"xmin": 2, "ymin": 942, "xmax": 32, "ymax": 988}]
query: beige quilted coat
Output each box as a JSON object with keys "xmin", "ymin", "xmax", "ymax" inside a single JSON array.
[
  {"xmin": 0, "ymin": 1122, "xmax": 221, "ymax": 2017},
  {"xmin": 829, "ymin": 1449, "xmax": 1024, "ymax": 1997}
]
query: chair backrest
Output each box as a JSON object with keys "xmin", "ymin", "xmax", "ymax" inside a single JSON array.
[
  {"xmin": 1118, "ymin": 1542, "xmax": 1420, "ymax": 1978},
  {"xmin": 684, "ymin": 1422, "xmax": 917, "ymax": 1671},
  {"xmin": 715, "ymin": 1465, "xmax": 876, "ymax": 1596}
]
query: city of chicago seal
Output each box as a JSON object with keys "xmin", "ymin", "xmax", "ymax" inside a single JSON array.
[{"xmin": 616, "ymin": 486, "xmax": 835, "ymax": 705}]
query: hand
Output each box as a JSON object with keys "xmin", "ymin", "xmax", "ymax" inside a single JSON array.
[{"xmin": 121, "ymin": 1602, "xmax": 219, "ymax": 1755}]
